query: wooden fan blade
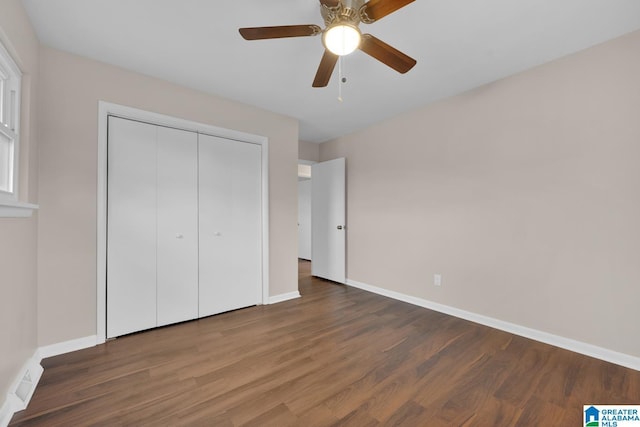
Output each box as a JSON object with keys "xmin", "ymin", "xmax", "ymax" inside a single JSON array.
[
  {"xmin": 239, "ymin": 25, "xmax": 322, "ymax": 40},
  {"xmin": 359, "ymin": 34, "xmax": 416, "ymax": 73},
  {"xmin": 313, "ymin": 50, "xmax": 339, "ymax": 87},
  {"xmin": 319, "ymin": 0, "xmax": 339, "ymax": 6},
  {"xmin": 360, "ymin": 0, "xmax": 414, "ymax": 23}
]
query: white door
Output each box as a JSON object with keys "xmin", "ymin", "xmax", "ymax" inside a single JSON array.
[
  {"xmin": 156, "ymin": 126, "xmax": 199, "ymax": 327},
  {"xmin": 107, "ymin": 117, "xmax": 158, "ymax": 338},
  {"xmin": 311, "ymin": 158, "xmax": 346, "ymax": 283},
  {"xmin": 298, "ymin": 179, "xmax": 312, "ymax": 260},
  {"xmin": 198, "ymin": 134, "xmax": 262, "ymax": 317},
  {"xmin": 107, "ymin": 118, "xmax": 199, "ymax": 337}
]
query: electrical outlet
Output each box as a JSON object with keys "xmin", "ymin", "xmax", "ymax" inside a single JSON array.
[{"xmin": 434, "ymin": 274, "xmax": 442, "ymax": 287}]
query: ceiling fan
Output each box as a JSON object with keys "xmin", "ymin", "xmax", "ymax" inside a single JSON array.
[{"xmin": 239, "ymin": 0, "xmax": 417, "ymax": 88}]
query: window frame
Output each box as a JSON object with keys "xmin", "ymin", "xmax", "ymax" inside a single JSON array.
[
  {"xmin": 0, "ymin": 37, "xmax": 37, "ymax": 218},
  {"xmin": 0, "ymin": 37, "xmax": 22, "ymax": 204}
]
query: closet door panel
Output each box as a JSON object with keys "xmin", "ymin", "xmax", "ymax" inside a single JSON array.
[
  {"xmin": 156, "ymin": 126, "xmax": 199, "ymax": 327},
  {"xmin": 107, "ymin": 117, "xmax": 157, "ymax": 338},
  {"xmin": 199, "ymin": 134, "xmax": 262, "ymax": 317}
]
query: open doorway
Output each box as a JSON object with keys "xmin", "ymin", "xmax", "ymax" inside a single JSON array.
[
  {"xmin": 298, "ymin": 161, "xmax": 313, "ymax": 262},
  {"xmin": 298, "ymin": 161, "xmax": 314, "ymax": 290}
]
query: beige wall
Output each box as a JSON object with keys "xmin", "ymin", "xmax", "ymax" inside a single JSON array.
[
  {"xmin": 321, "ymin": 30, "xmax": 640, "ymax": 358},
  {"xmin": 37, "ymin": 47, "xmax": 298, "ymax": 346},
  {"xmin": 0, "ymin": 0, "xmax": 40, "ymax": 398},
  {"xmin": 299, "ymin": 140, "xmax": 320, "ymax": 162}
]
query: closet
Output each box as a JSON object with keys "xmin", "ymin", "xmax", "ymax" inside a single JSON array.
[{"xmin": 106, "ymin": 116, "xmax": 261, "ymax": 338}]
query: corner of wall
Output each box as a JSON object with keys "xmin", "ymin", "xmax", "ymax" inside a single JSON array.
[{"xmin": 298, "ymin": 140, "xmax": 321, "ymax": 163}]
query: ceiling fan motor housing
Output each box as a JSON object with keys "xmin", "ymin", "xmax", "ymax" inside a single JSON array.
[{"xmin": 321, "ymin": 0, "xmax": 365, "ymax": 27}]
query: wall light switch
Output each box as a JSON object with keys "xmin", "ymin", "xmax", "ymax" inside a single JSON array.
[{"xmin": 434, "ymin": 274, "xmax": 442, "ymax": 287}]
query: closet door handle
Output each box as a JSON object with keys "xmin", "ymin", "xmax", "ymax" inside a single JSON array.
[{"xmin": 176, "ymin": 234, "xmax": 184, "ymax": 239}]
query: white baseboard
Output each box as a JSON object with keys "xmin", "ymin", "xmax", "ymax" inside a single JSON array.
[
  {"xmin": 0, "ymin": 399, "xmax": 11, "ymax": 427},
  {"xmin": 37, "ymin": 335, "xmax": 97, "ymax": 360},
  {"xmin": 0, "ymin": 335, "xmax": 97, "ymax": 427},
  {"xmin": 1, "ymin": 351, "xmax": 43, "ymax": 427},
  {"xmin": 268, "ymin": 291, "xmax": 301, "ymax": 304},
  {"xmin": 1, "ymin": 335, "xmax": 98, "ymax": 426},
  {"xmin": 346, "ymin": 279, "xmax": 640, "ymax": 371}
]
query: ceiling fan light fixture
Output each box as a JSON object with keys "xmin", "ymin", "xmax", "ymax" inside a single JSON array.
[
  {"xmin": 323, "ymin": 23, "xmax": 361, "ymax": 56},
  {"xmin": 239, "ymin": 0, "xmax": 417, "ymax": 87}
]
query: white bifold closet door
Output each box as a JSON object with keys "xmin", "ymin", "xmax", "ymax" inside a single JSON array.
[
  {"xmin": 198, "ymin": 134, "xmax": 262, "ymax": 317},
  {"xmin": 107, "ymin": 117, "xmax": 262, "ymax": 339},
  {"xmin": 156, "ymin": 126, "xmax": 199, "ymax": 327},
  {"xmin": 107, "ymin": 117, "xmax": 198, "ymax": 338},
  {"xmin": 107, "ymin": 118, "xmax": 157, "ymax": 338}
]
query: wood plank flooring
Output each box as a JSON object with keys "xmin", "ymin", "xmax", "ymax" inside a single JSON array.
[{"xmin": 10, "ymin": 260, "xmax": 640, "ymax": 426}]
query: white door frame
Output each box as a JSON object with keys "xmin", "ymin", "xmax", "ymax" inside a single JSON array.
[{"xmin": 96, "ymin": 101, "xmax": 270, "ymax": 344}]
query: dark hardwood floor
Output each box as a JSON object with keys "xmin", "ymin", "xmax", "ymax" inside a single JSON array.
[{"xmin": 10, "ymin": 260, "xmax": 640, "ymax": 426}]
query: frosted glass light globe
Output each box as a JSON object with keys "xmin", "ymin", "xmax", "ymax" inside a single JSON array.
[{"xmin": 323, "ymin": 24, "xmax": 361, "ymax": 56}]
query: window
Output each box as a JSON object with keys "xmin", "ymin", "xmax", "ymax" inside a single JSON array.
[{"xmin": 0, "ymin": 38, "xmax": 21, "ymax": 201}]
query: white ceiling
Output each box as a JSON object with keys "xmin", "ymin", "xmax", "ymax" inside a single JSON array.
[{"xmin": 21, "ymin": 0, "xmax": 640, "ymax": 143}]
